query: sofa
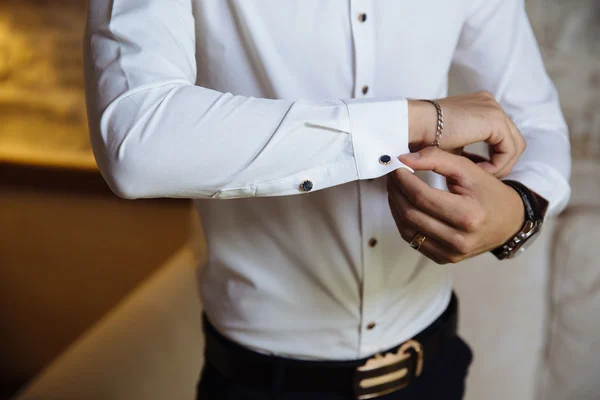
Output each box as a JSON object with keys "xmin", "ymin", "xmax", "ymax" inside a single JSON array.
[{"xmin": 13, "ymin": 159, "xmax": 600, "ymax": 400}]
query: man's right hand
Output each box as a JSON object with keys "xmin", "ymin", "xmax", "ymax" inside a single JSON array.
[{"xmin": 408, "ymin": 91, "xmax": 526, "ymax": 178}]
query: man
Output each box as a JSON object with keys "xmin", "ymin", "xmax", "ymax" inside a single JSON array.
[{"xmin": 84, "ymin": 1, "xmax": 571, "ymax": 399}]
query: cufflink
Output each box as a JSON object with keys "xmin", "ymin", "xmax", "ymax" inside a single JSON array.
[
  {"xmin": 300, "ymin": 180, "xmax": 313, "ymax": 192},
  {"xmin": 379, "ymin": 155, "xmax": 392, "ymax": 165}
]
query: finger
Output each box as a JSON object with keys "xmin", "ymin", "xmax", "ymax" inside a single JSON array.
[
  {"xmin": 388, "ymin": 201, "xmax": 439, "ymax": 261},
  {"xmin": 501, "ymin": 117, "xmax": 526, "ymax": 176},
  {"xmin": 387, "ymin": 184, "xmax": 465, "ymax": 251},
  {"xmin": 398, "ymin": 147, "xmax": 472, "ymax": 180},
  {"xmin": 461, "ymin": 151, "xmax": 506, "ymax": 177},
  {"xmin": 483, "ymin": 120, "xmax": 517, "ymax": 177},
  {"xmin": 392, "ymin": 215, "xmax": 463, "ymax": 265},
  {"xmin": 494, "ymin": 117, "xmax": 526, "ymax": 178},
  {"xmin": 389, "ymin": 168, "xmax": 473, "ymax": 229},
  {"xmin": 485, "ymin": 122, "xmax": 517, "ymax": 178}
]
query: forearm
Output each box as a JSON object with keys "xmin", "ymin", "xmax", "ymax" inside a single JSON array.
[
  {"xmin": 89, "ymin": 85, "xmax": 413, "ymax": 199},
  {"xmin": 85, "ymin": 0, "xmax": 416, "ymax": 200}
]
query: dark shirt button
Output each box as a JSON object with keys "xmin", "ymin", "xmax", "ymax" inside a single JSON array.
[
  {"xmin": 358, "ymin": 13, "xmax": 367, "ymax": 23},
  {"xmin": 300, "ymin": 180, "xmax": 313, "ymax": 192},
  {"xmin": 361, "ymin": 85, "xmax": 369, "ymax": 95},
  {"xmin": 367, "ymin": 322, "xmax": 376, "ymax": 330},
  {"xmin": 379, "ymin": 155, "xmax": 392, "ymax": 165},
  {"xmin": 369, "ymin": 238, "xmax": 378, "ymax": 248}
]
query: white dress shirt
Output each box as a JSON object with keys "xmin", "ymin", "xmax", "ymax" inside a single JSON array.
[{"xmin": 84, "ymin": 0, "xmax": 571, "ymax": 360}]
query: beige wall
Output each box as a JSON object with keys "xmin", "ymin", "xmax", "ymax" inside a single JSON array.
[
  {"xmin": 0, "ymin": 167, "xmax": 192, "ymax": 392},
  {"xmin": 526, "ymin": 0, "xmax": 600, "ymax": 161}
]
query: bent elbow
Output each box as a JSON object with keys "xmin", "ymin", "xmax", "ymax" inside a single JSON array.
[
  {"xmin": 96, "ymin": 155, "xmax": 149, "ymax": 200},
  {"xmin": 92, "ymin": 105, "xmax": 163, "ymax": 200},
  {"xmin": 107, "ymin": 176, "xmax": 143, "ymax": 200},
  {"xmin": 92, "ymin": 130, "xmax": 158, "ymax": 199}
]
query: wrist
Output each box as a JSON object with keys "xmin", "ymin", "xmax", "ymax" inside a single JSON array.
[{"xmin": 408, "ymin": 100, "xmax": 437, "ymax": 152}]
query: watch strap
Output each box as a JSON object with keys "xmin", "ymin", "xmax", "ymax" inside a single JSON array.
[
  {"xmin": 491, "ymin": 180, "xmax": 548, "ymax": 260},
  {"xmin": 503, "ymin": 180, "xmax": 548, "ymax": 222}
]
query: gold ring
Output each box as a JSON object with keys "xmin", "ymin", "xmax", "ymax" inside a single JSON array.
[{"xmin": 409, "ymin": 232, "xmax": 427, "ymax": 251}]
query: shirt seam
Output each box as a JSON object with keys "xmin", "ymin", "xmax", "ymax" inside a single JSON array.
[
  {"xmin": 356, "ymin": 181, "xmax": 366, "ymax": 359},
  {"xmin": 213, "ymin": 158, "xmax": 356, "ymax": 195},
  {"xmin": 173, "ymin": 3, "xmax": 196, "ymax": 42},
  {"xmin": 107, "ymin": 0, "xmax": 130, "ymax": 95},
  {"xmin": 341, "ymin": 100, "xmax": 363, "ymax": 179},
  {"xmin": 106, "ymin": 81, "xmax": 191, "ymax": 109},
  {"xmin": 494, "ymin": 3, "xmax": 525, "ymax": 99}
]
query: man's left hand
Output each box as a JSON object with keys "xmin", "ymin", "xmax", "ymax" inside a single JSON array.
[{"xmin": 387, "ymin": 147, "xmax": 525, "ymax": 264}]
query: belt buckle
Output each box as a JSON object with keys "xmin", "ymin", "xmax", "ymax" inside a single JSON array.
[{"xmin": 353, "ymin": 339, "xmax": 423, "ymax": 400}]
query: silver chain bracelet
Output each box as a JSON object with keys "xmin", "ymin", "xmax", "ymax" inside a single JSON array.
[{"xmin": 423, "ymin": 100, "xmax": 444, "ymax": 148}]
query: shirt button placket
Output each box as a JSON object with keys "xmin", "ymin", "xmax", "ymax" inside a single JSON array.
[
  {"xmin": 351, "ymin": 1, "xmax": 375, "ymax": 100},
  {"xmin": 350, "ymin": 0, "xmax": 379, "ymax": 358}
]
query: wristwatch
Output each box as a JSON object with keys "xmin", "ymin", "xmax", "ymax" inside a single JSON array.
[{"xmin": 491, "ymin": 180, "xmax": 549, "ymax": 260}]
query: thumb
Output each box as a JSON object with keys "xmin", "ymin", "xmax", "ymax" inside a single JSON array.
[{"xmin": 398, "ymin": 147, "xmax": 477, "ymax": 183}]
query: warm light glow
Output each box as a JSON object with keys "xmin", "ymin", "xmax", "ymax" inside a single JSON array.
[{"xmin": 0, "ymin": 1, "xmax": 95, "ymax": 170}]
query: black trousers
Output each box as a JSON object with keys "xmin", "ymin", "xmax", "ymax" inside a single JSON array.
[{"xmin": 196, "ymin": 335, "xmax": 473, "ymax": 399}]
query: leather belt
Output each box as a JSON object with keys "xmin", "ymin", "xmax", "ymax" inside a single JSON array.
[{"xmin": 203, "ymin": 293, "xmax": 458, "ymax": 399}]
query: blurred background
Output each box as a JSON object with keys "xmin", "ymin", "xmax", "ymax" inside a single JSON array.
[
  {"xmin": 0, "ymin": 1, "xmax": 194, "ymax": 398},
  {"xmin": 0, "ymin": 1, "xmax": 598, "ymax": 399}
]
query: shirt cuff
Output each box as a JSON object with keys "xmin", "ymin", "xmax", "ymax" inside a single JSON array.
[
  {"xmin": 505, "ymin": 162, "xmax": 571, "ymax": 217},
  {"xmin": 342, "ymin": 97, "xmax": 413, "ymax": 180}
]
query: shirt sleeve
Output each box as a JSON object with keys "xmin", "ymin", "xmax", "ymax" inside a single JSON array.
[
  {"xmin": 83, "ymin": 0, "xmax": 411, "ymax": 200},
  {"xmin": 451, "ymin": 0, "xmax": 572, "ymax": 217}
]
